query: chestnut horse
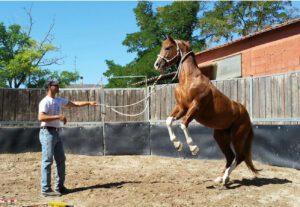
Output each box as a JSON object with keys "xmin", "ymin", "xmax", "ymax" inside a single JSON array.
[{"xmin": 154, "ymin": 36, "xmax": 260, "ymax": 184}]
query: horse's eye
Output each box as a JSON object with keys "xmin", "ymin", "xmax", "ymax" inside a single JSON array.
[{"xmin": 165, "ymin": 46, "xmax": 172, "ymax": 51}]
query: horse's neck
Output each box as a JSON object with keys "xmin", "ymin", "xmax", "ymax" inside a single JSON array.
[{"xmin": 178, "ymin": 55, "xmax": 201, "ymax": 83}]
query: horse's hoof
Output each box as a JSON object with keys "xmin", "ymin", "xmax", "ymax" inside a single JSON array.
[
  {"xmin": 222, "ymin": 177, "xmax": 230, "ymax": 185},
  {"xmin": 191, "ymin": 146, "xmax": 199, "ymax": 156},
  {"xmin": 214, "ymin": 177, "xmax": 223, "ymax": 184},
  {"xmin": 174, "ymin": 141, "xmax": 183, "ymax": 151}
]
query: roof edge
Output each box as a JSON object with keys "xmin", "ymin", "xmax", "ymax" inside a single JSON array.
[{"xmin": 195, "ymin": 17, "xmax": 300, "ymax": 55}]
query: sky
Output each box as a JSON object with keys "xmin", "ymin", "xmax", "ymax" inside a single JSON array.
[
  {"xmin": 0, "ymin": 1, "xmax": 171, "ymax": 85},
  {"xmin": 0, "ymin": 1, "xmax": 299, "ymax": 86}
]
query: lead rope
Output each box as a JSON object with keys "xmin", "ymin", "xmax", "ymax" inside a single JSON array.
[{"xmin": 103, "ymin": 47, "xmax": 193, "ymax": 117}]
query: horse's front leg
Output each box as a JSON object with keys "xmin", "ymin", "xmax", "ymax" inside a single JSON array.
[
  {"xmin": 180, "ymin": 102, "xmax": 200, "ymax": 155},
  {"xmin": 166, "ymin": 105, "xmax": 186, "ymax": 151}
]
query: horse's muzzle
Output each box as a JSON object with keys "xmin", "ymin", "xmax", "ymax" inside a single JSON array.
[{"xmin": 154, "ymin": 57, "xmax": 166, "ymax": 73}]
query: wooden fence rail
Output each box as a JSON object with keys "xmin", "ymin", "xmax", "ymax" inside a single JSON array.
[{"xmin": 0, "ymin": 71, "xmax": 299, "ymax": 125}]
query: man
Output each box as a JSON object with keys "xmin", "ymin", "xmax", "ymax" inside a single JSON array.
[{"xmin": 38, "ymin": 79, "xmax": 98, "ymax": 197}]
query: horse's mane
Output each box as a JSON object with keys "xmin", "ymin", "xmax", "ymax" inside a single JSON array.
[
  {"xmin": 177, "ymin": 39, "xmax": 196, "ymax": 63},
  {"xmin": 177, "ymin": 40, "xmax": 191, "ymax": 52}
]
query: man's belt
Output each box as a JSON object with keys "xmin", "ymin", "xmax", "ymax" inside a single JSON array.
[{"xmin": 41, "ymin": 126, "xmax": 60, "ymax": 131}]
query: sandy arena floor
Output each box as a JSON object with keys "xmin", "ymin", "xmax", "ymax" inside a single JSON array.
[{"xmin": 0, "ymin": 152, "xmax": 299, "ymax": 207}]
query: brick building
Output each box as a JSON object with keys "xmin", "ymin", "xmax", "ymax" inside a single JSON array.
[{"xmin": 195, "ymin": 18, "xmax": 300, "ymax": 80}]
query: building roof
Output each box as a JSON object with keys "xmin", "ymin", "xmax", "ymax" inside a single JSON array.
[{"xmin": 195, "ymin": 17, "xmax": 300, "ymax": 55}]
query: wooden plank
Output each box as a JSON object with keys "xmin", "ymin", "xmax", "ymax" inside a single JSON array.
[
  {"xmin": 277, "ymin": 76, "xmax": 285, "ymax": 120},
  {"xmin": 3, "ymin": 90, "xmax": 11, "ymax": 121},
  {"xmin": 110, "ymin": 90, "xmax": 117, "ymax": 122},
  {"xmin": 116, "ymin": 90, "xmax": 124, "ymax": 122},
  {"xmin": 160, "ymin": 86, "xmax": 167, "ymax": 120},
  {"xmin": 0, "ymin": 89, "xmax": 3, "ymax": 121},
  {"xmin": 150, "ymin": 86, "xmax": 157, "ymax": 121},
  {"xmin": 88, "ymin": 89, "xmax": 96, "ymax": 121},
  {"xmin": 224, "ymin": 80, "xmax": 231, "ymax": 98},
  {"xmin": 291, "ymin": 74, "xmax": 300, "ymax": 117},
  {"xmin": 138, "ymin": 89, "xmax": 145, "ymax": 121},
  {"xmin": 166, "ymin": 84, "xmax": 172, "ymax": 117},
  {"xmin": 237, "ymin": 79, "xmax": 245, "ymax": 107},
  {"xmin": 76, "ymin": 90, "xmax": 83, "ymax": 122},
  {"xmin": 29, "ymin": 90, "xmax": 39, "ymax": 121},
  {"xmin": 155, "ymin": 87, "xmax": 162, "ymax": 120},
  {"xmin": 88, "ymin": 89, "xmax": 96, "ymax": 122},
  {"xmin": 252, "ymin": 78, "xmax": 260, "ymax": 119},
  {"xmin": 265, "ymin": 76, "xmax": 272, "ymax": 120},
  {"xmin": 245, "ymin": 78, "xmax": 251, "ymax": 115},
  {"xmin": 272, "ymin": 76, "xmax": 284, "ymax": 124},
  {"xmin": 284, "ymin": 74, "xmax": 292, "ymax": 120},
  {"xmin": 216, "ymin": 80, "xmax": 224, "ymax": 94},
  {"xmin": 170, "ymin": 84, "xmax": 176, "ymax": 115},
  {"xmin": 133, "ymin": 89, "xmax": 139, "ymax": 122},
  {"xmin": 83, "ymin": 90, "xmax": 90, "ymax": 122},
  {"xmin": 59, "ymin": 90, "xmax": 68, "ymax": 121},
  {"xmin": 230, "ymin": 79, "xmax": 238, "ymax": 102},
  {"xmin": 96, "ymin": 89, "xmax": 103, "ymax": 122},
  {"xmin": 271, "ymin": 76, "xmax": 277, "ymax": 119},
  {"xmin": 124, "ymin": 89, "xmax": 130, "ymax": 122},
  {"xmin": 16, "ymin": 90, "xmax": 30, "ymax": 121},
  {"xmin": 104, "ymin": 90, "xmax": 111, "ymax": 122},
  {"xmin": 66, "ymin": 90, "xmax": 74, "ymax": 122},
  {"xmin": 259, "ymin": 77, "xmax": 266, "ymax": 119}
]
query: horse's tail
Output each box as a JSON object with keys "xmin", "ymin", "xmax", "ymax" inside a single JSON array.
[{"xmin": 244, "ymin": 127, "xmax": 262, "ymax": 174}]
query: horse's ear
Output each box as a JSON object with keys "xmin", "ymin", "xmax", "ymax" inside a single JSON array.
[
  {"xmin": 184, "ymin": 41, "xmax": 190, "ymax": 48},
  {"xmin": 167, "ymin": 34, "xmax": 175, "ymax": 43}
]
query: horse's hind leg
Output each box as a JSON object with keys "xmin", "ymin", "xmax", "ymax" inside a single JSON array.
[
  {"xmin": 213, "ymin": 129, "xmax": 235, "ymax": 184},
  {"xmin": 220, "ymin": 124, "xmax": 251, "ymax": 184}
]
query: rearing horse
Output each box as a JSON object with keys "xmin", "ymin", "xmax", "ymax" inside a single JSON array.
[{"xmin": 154, "ymin": 36, "xmax": 260, "ymax": 184}]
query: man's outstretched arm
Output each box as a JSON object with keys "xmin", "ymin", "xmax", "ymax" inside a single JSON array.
[{"xmin": 65, "ymin": 101, "xmax": 99, "ymax": 108}]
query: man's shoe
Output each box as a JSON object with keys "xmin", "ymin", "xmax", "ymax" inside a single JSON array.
[
  {"xmin": 55, "ymin": 186, "xmax": 70, "ymax": 195},
  {"xmin": 41, "ymin": 190, "xmax": 61, "ymax": 197}
]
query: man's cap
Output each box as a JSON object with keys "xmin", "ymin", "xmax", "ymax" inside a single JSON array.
[{"xmin": 44, "ymin": 79, "xmax": 59, "ymax": 89}]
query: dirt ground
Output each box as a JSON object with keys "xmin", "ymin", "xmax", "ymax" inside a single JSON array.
[{"xmin": 0, "ymin": 152, "xmax": 299, "ymax": 207}]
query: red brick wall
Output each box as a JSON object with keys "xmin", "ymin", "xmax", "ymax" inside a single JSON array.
[{"xmin": 195, "ymin": 22, "xmax": 300, "ymax": 77}]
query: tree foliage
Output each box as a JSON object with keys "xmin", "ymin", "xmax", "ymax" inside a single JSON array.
[
  {"xmin": 0, "ymin": 18, "xmax": 79, "ymax": 88},
  {"xmin": 199, "ymin": 1, "xmax": 297, "ymax": 45},
  {"xmin": 104, "ymin": 1, "xmax": 202, "ymax": 88}
]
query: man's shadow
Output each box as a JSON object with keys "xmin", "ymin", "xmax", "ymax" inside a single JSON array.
[{"xmin": 66, "ymin": 181, "xmax": 141, "ymax": 194}]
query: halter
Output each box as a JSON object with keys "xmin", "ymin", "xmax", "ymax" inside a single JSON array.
[
  {"xmin": 157, "ymin": 40, "xmax": 182, "ymax": 64},
  {"xmin": 157, "ymin": 40, "xmax": 193, "ymax": 81}
]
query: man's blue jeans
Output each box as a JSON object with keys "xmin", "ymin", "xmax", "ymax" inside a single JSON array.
[{"xmin": 39, "ymin": 128, "xmax": 65, "ymax": 192}]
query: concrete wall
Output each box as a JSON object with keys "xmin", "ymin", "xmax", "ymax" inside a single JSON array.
[{"xmin": 1, "ymin": 123, "xmax": 299, "ymax": 169}]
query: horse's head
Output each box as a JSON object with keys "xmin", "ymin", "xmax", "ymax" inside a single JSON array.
[{"xmin": 154, "ymin": 35, "xmax": 180, "ymax": 73}]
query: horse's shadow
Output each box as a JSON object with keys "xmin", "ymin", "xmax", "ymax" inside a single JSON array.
[
  {"xmin": 206, "ymin": 177, "xmax": 291, "ymax": 190},
  {"xmin": 67, "ymin": 181, "xmax": 141, "ymax": 194},
  {"xmin": 225, "ymin": 177, "xmax": 292, "ymax": 189}
]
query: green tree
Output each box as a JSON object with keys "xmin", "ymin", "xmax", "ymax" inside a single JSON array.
[
  {"xmin": 104, "ymin": 1, "xmax": 203, "ymax": 88},
  {"xmin": 0, "ymin": 15, "xmax": 79, "ymax": 88},
  {"xmin": 199, "ymin": 1, "xmax": 298, "ymax": 45}
]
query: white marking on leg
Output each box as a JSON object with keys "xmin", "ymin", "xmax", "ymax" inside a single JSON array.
[
  {"xmin": 222, "ymin": 159, "xmax": 237, "ymax": 184},
  {"xmin": 166, "ymin": 117, "xmax": 182, "ymax": 151},
  {"xmin": 214, "ymin": 176, "xmax": 223, "ymax": 184},
  {"xmin": 180, "ymin": 123, "xmax": 199, "ymax": 155}
]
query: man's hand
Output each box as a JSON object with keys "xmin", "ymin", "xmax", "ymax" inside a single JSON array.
[
  {"xmin": 89, "ymin": 101, "xmax": 99, "ymax": 106},
  {"xmin": 59, "ymin": 115, "xmax": 67, "ymax": 125}
]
